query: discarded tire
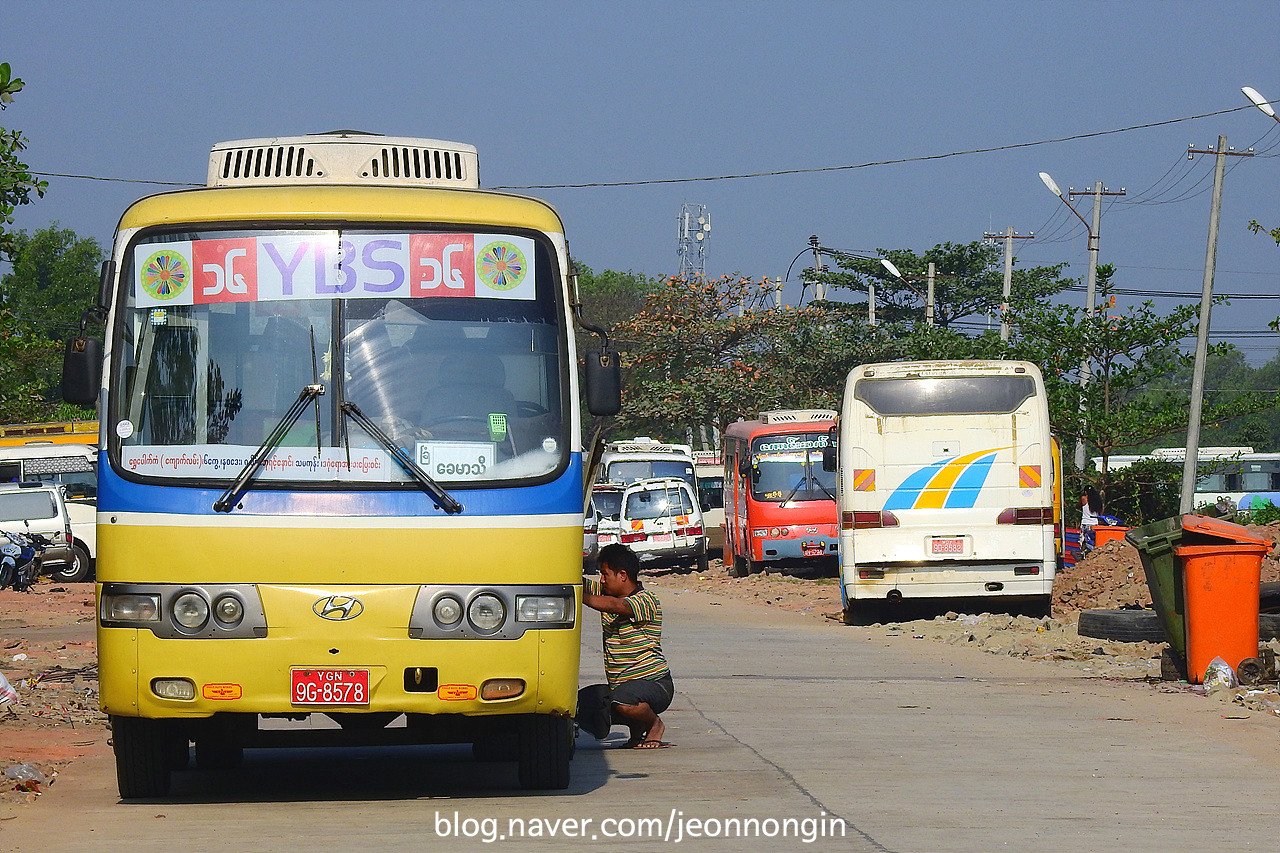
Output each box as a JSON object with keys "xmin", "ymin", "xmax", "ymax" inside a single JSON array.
[
  {"xmin": 1258, "ymin": 613, "xmax": 1280, "ymax": 641},
  {"xmin": 1077, "ymin": 608, "xmax": 1166, "ymax": 643}
]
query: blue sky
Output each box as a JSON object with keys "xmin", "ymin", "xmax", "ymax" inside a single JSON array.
[{"xmin": 6, "ymin": 1, "xmax": 1280, "ymax": 360}]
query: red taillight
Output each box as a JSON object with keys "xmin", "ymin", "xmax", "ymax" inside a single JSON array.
[
  {"xmin": 843, "ymin": 510, "xmax": 899, "ymax": 530},
  {"xmin": 997, "ymin": 507, "xmax": 1053, "ymax": 525},
  {"xmin": 620, "ymin": 532, "xmax": 645, "ymax": 544},
  {"xmin": 686, "ymin": 525, "xmax": 703, "ymax": 536}
]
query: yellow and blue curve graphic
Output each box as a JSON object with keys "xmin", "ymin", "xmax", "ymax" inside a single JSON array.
[{"xmin": 883, "ymin": 448, "xmax": 1004, "ymax": 511}]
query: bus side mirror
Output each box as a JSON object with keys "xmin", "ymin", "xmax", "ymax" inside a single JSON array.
[
  {"xmin": 62, "ymin": 335, "xmax": 103, "ymax": 407},
  {"xmin": 822, "ymin": 426, "xmax": 838, "ymax": 472},
  {"xmin": 585, "ymin": 347, "xmax": 621, "ymax": 417},
  {"xmin": 738, "ymin": 455, "xmax": 750, "ymax": 477}
]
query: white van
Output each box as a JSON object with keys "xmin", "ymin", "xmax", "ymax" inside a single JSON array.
[
  {"xmin": 614, "ymin": 477, "xmax": 708, "ymax": 571},
  {"xmin": 0, "ymin": 483, "xmax": 80, "ymax": 581},
  {"xmin": 0, "ymin": 443, "xmax": 96, "ymax": 576}
]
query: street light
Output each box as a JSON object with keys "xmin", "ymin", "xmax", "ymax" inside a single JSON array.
[
  {"xmin": 1040, "ymin": 171, "xmax": 1102, "ymax": 470},
  {"xmin": 1243, "ymin": 86, "xmax": 1279, "ymax": 122},
  {"xmin": 809, "ymin": 244, "xmax": 909, "ymax": 325}
]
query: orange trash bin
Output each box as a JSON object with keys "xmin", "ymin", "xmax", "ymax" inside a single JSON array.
[
  {"xmin": 1176, "ymin": 541, "xmax": 1270, "ymax": 684},
  {"xmin": 1093, "ymin": 526, "xmax": 1130, "ymax": 548}
]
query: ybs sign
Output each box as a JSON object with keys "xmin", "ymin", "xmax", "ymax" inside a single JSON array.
[{"xmin": 135, "ymin": 232, "xmax": 535, "ymax": 307}]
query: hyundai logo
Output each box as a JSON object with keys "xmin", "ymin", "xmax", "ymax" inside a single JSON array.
[{"xmin": 314, "ymin": 595, "xmax": 364, "ymax": 621}]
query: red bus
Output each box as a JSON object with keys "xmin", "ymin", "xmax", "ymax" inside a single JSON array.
[{"xmin": 722, "ymin": 410, "xmax": 838, "ymax": 577}]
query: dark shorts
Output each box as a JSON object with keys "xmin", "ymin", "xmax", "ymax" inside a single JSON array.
[{"xmin": 610, "ymin": 674, "xmax": 675, "ymax": 715}]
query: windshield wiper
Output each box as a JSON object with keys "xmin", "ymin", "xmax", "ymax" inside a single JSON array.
[
  {"xmin": 340, "ymin": 401, "xmax": 462, "ymax": 514},
  {"xmin": 214, "ymin": 383, "xmax": 325, "ymax": 512}
]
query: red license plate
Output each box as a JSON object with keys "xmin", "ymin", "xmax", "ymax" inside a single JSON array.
[
  {"xmin": 931, "ymin": 538, "xmax": 964, "ymax": 555},
  {"xmin": 291, "ymin": 668, "xmax": 369, "ymax": 706},
  {"xmin": 651, "ymin": 533, "xmax": 673, "ymax": 544},
  {"xmin": 803, "ymin": 544, "xmax": 825, "ymax": 557},
  {"xmin": 598, "ymin": 533, "xmax": 617, "ymax": 544}
]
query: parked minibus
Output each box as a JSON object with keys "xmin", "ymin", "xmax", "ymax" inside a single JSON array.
[
  {"xmin": 61, "ymin": 132, "xmax": 619, "ymax": 796},
  {"xmin": 723, "ymin": 410, "xmax": 838, "ymax": 576}
]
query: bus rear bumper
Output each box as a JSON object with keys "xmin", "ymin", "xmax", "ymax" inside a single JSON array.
[{"xmin": 842, "ymin": 561, "xmax": 1054, "ymax": 602}]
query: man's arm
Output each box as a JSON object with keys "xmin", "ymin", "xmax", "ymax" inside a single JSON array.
[{"xmin": 582, "ymin": 592, "xmax": 634, "ymax": 616}]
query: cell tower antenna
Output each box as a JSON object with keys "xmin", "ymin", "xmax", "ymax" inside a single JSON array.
[{"xmin": 677, "ymin": 204, "xmax": 711, "ymax": 279}]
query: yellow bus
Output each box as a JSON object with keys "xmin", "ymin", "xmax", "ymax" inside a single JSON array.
[{"xmin": 62, "ymin": 132, "xmax": 619, "ymax": 796}]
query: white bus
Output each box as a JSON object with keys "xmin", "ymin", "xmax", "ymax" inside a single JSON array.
[
  {"xmin": 830, "ymin": 360, "xmax": 1055, "ymax": 624},
  {"xmin": 596, "ymin": 437, "xmax": 697, "ymax": 493},
  {"xmin": 1098, "ymin": 447, "xmax": 1280, "ymax": 511}
]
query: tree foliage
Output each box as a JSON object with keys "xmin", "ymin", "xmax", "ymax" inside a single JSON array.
[
  {"xmin": 1005, "ymin": 264, "xmax": 1279, "ymax": 484},
  {"xmin": 0, "ymin": 63, "xmax": 48, "ymax": 260},
  {"xmin": 809, "ymin": 240, "xmax": 1073, "ymax": 328},
  {"xmin": 1, "ymin": 224, "xmax": 104, "ymax": 340}
]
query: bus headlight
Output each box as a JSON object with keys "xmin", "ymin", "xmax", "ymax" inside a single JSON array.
[
  {"xmin": 104, "ymin": 593, "xmax": 160, "ymax": 622},
  {"xmin": 433, "ymin": 595, "xmax": 464, "ymax": 627},
  {"xmin": 516, "ymin": 595, "xmax": 570, "ymax": 623},
  {"xmin": 212, "ymin": 594, "xmax": 244, "ymax": 626},
  {"xmin": 172, "ymin": 592, "xmax": 209, "ymax": 630},
  {"xmin": 468, "ymin": 594, "xmax": 505, "ymax": 632}
]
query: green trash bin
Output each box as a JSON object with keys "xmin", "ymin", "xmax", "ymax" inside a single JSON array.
[
  {"xmin": 1125, "ymin": 514, "xmax": 1275, "ymax": 681},
  {"xmin": 1124, "ymin": 517, "xmax": 1187, "ymax": 674}
]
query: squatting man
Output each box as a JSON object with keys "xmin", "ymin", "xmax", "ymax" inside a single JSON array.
[{"xmin": 580, "ymin": 543, "xmax": 675, "ymax": 748}]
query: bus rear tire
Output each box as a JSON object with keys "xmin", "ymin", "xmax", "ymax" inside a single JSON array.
[
  {"xmin": 112, "ymin": 715, "xmax": 172, "ymax": 798},
  {"xmin": 842, "ymin": 601, "xmax": 879, "ymax": 626},
  {"xmin": 518, "ymin": 715, "xmax": 572, "ymax": 790},
  {"xmin": 50, "ymin": 542, "xmax": 92, "ymax": 583},
  {"xmin": 696, "ymin": 551, "xmax": 710, "ymax": 573}
]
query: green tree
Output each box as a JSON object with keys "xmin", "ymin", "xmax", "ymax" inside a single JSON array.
[
  {"xmin": 612, "ymin": 275, "xmax": 882, "ymax": 445},
  {"xmin": 0, "ymin": 63, "xmax": 48, "ymax": 260},
  {"xmin": 810, "ymin": 240, "xmax": 1073, "ymax": 328},
  {"xmin": 1005, "ymin": 266, "xmax": 1279, "ymax": 485},
  {"xmin": 1, "ymin": 225, "xmax": 104, "ymax": 340},
  {"xmin": 0, "ymin": 308, "xmax": 71, "ymax": 423}
]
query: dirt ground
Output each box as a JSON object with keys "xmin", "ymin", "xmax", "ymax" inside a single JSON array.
[{"xmin": 4, "ymin": 523, "xmax": 1280, "ymax": 812}]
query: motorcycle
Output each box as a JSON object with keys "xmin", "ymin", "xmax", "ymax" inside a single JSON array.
[{"xmin": 0, "ymin": 530, "xmax": 52, "ymax": 593}]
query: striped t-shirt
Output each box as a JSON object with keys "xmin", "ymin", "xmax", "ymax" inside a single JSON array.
[{"xmin": 584, "ymin": 578, "xmax": 670, "ymax": 685}]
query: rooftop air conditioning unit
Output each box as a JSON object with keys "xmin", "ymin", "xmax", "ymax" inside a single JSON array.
[{"xmin": 207, "ymin": 131, "xmax": 480, "ymax": 189}]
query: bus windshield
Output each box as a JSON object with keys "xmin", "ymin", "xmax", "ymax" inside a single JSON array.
[
  {"xmin": 605, "ymin": 459, "xmax": 696, "ymax": 491},
  {"xmin": 111, "ymin": 228, "xmax": 566, "ymax": 485},
  {"xmin": 750, "ymin": 432, "xmax": 835, "ymax": 502}
]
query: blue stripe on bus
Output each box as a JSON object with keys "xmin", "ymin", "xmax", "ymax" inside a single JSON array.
[
  {"xmin": 943, "ymin": 452, "xmax": 998, "ymax": 509},
  {"xmin": 883, "ymin": 460, "xmax": 949, "ymax": 511},
  {"xmin": 98, "ymin": 451, "xmax": 583, "ymax": 517}
]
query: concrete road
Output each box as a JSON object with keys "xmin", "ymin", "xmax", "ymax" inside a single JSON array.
[{"xmin": 4, "ymin": 584, "xmax": 1279, "ymax": 852}]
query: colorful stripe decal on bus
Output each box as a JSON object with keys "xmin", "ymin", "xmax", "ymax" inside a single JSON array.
[
  {"xmin": 1019, "ymin": 465, "xmax": 1042, "ymax": 488},
  {"xmin": 883, "ymin": 449, "xmax": 1002, "ymax": 511},
  {"xmin": 851, "ymin": 468, "xmax": 875, "ymax": 491}
]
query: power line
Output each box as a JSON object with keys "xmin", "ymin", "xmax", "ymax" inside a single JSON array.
[{"xmin": 2, "ymin": 104, "xmax": 1257, "ymax": 191}]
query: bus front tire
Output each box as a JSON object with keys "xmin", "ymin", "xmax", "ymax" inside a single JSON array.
[
  {"xmin": 729, "ymin": 555, "xmax": 749, "ymax": 578},
  {"xmin": 112, "ymin": 715, "xmax": 173, "ymax": 798},
  {"xmin": 518, "ymin": 715, "xmax": 572, "ymax": 790}
]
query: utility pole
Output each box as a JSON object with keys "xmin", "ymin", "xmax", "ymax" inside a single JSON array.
[
  {"xmin": 982, "ymin": 227, "xmax": 1035, "ymax": 341},
  {"xmin": 809, "ymin": 235, "xmax": 825, "ymax": 301},
  {"xmin": 927, "ymin": 263, "xmax": 935, "ymax": 326},
  {"xmin": 1180, "ymin": 136, "xmax": 1253, "ymax": 513},
  {"xmin": 1066, "ymin": 181, "xmax": 1125, "ymax": 469}
]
